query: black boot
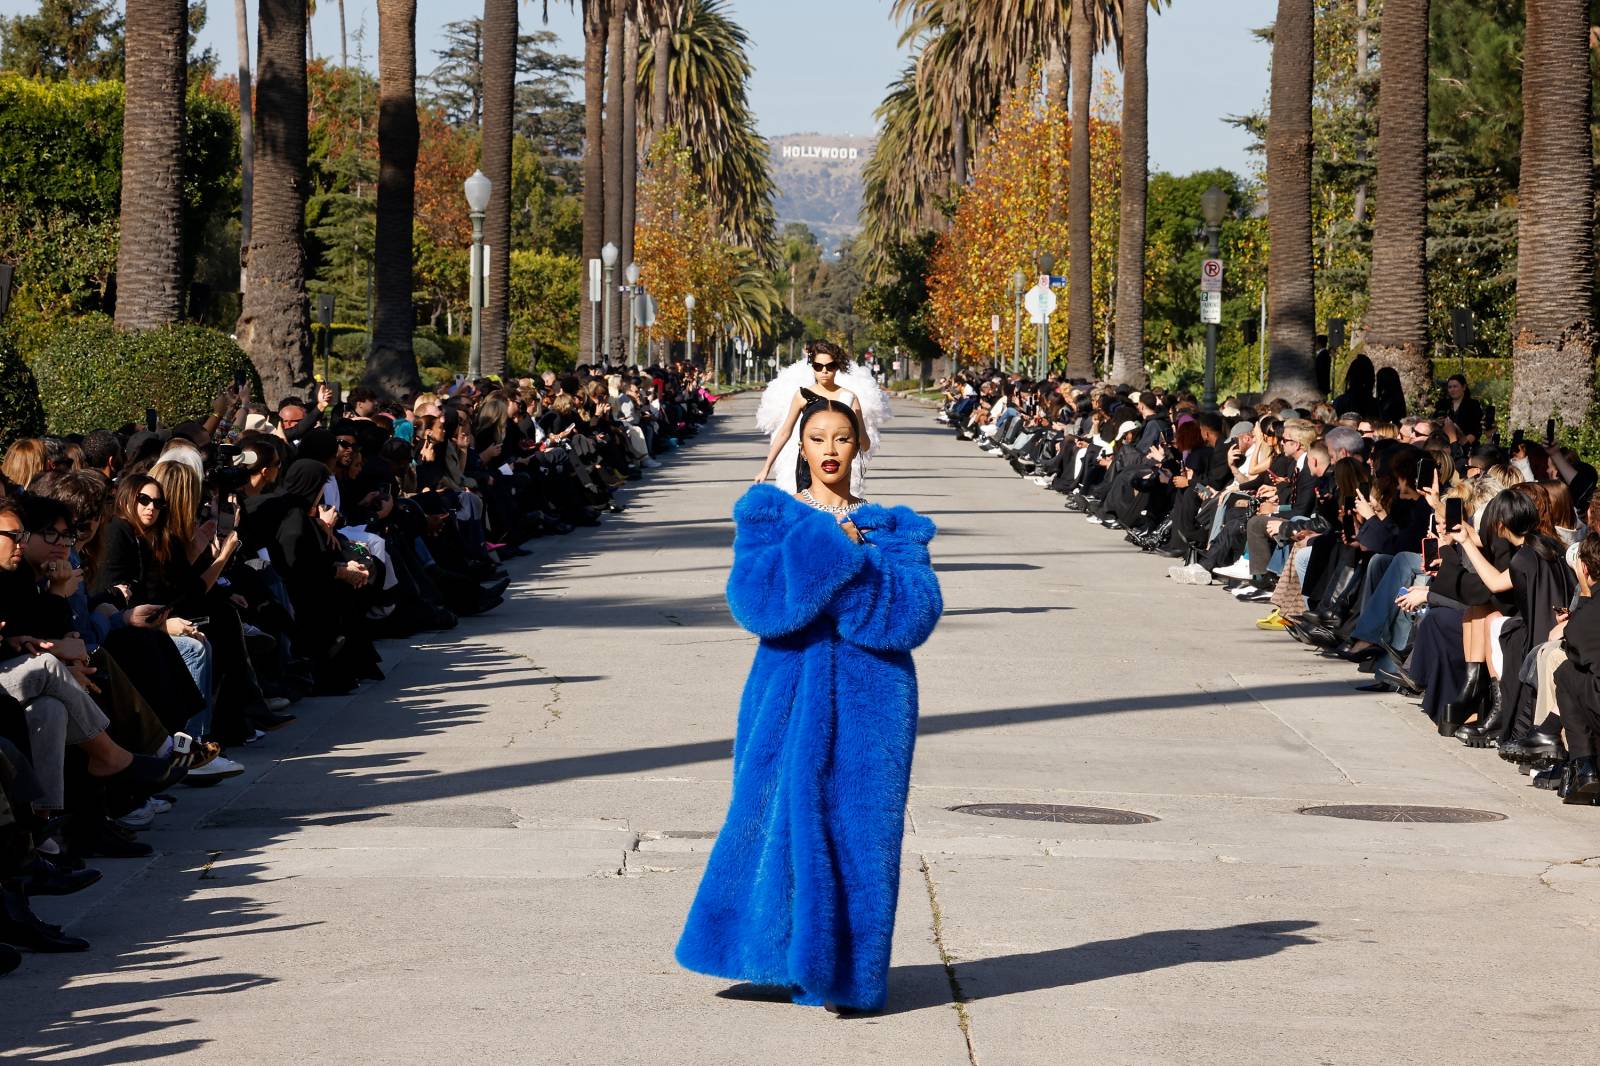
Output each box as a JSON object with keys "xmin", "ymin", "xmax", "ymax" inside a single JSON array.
[
  {"xmin": 1499, "ymin": 723, "xmax": 1566, "ymax": 765},
  {"xmin": 1438, "ymin": 662, "xmax": 1487, "ymax": 737},
  {"xmin": 0, "ymin": 941, "xmax": 18, "ymax": 975},
  {"xmin": 0, "ymin": 882, "xmax": 89, "ymax": 952},
  {"xmin": 1456, "ymin": 678, "xmax": 1505, "ymax": 748},
  {"xmin": 1560, "ymin": 756, "xmax": 1600, "ymax": 804}
]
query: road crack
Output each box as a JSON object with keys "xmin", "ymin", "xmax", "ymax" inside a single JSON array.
[{"xmin": 920, "ymin": 854, "xmax": 978, "ymax": 1066}]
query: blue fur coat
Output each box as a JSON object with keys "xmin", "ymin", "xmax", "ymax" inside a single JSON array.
[{"xmin": 675, "ymin": 484, "xmax": 943, "ymax": 1011}]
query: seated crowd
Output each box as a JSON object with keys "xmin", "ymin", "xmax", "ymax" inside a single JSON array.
[
  {"xmin": 0, "ymin": 361, "xmax": 718, "ymax": 974},
  {"xmin": 940, "ymin": 354, "xmax": 1600, "ymax": 802}
]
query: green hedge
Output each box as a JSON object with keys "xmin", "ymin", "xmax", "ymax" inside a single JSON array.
[
  {"xmin": 0, "ymin": 331, "xmax": 46, "ymax": 448},
  {"xmin": 27, "ymin": 314, "xmax": 260, "ymax": 434}
]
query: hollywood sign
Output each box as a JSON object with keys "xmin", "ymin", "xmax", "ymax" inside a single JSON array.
[{"xmin": 779, "ymin": 145, "xmax": 862, "ymax": 160}]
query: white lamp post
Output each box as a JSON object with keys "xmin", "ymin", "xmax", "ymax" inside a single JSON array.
[
  {"xmin": 600, "ymin": 241, "xmax": 618, "ymax": 366},
  {"xmin": 463, "ymin": 170, "xmax": 492, "ymax": 381},
  {"xmin": 684, "ymin": 293, "xmax": 696, "ymax": 366},
  {"xmin": 625, "ymin": 261, "xmax": 640, "ymax": 367}
]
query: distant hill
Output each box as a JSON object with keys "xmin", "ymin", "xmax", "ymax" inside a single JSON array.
[{"xmin": 769, "ymin": 133, "xmax": 875, "ymax": 255}]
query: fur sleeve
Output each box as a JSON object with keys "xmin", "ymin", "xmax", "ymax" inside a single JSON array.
[
  {"xmin": 827, "ymin": 505, "xmax": 943, "ymax": 652},
  {"xmin": 726, "ymin": 485, "xmax": 866, "ymax": 639}
]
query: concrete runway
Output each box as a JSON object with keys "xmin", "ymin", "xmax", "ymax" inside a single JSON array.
[{"xmin": 7, "ymin": 395, "xmax": 1600, "ymax": 1065}]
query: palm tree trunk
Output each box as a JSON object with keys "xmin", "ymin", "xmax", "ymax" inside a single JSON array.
[
  {"xmin": 233, "ymin": 0, "xmax": 253, "ymax": 274},
  {"xmin": 366, "ymin": 0, "xmax": 419, "ymax": 397},
  {"xmin": 1110, "ymin": 0, "xmax": 1148, "ymax": 387},
  {"xmin": 581, "ymin": 1, "xmax": 608, "ymax": 362},
  {"xmin": 337, "ymin": 0, "xmax": 347, "ymax": 66},
  {"xmin": 237, "ymin": 0, "xmax": 311, "ymax": 403},
  {"xmin": 650, "ymin": 23, "xmax": 669, "ymax": 133},
  {"xmin": 603, "ymin": 5, "xmax": 625, "ymax": 361},
  {"xmin": 1065, "ymin": 0, "xmax": 1095, "ymax": 379},
  {"xmin": 1265, "ymin": 0, "xmax": 1318, "ymax": 403},
  {"xmin": 1364, "ymin": 0, "xmax": 1430, "ymax": 405},
  {"xmin": 952, "ymin": 117, "xmax": 968, "ymax": 189},
  {"xmin": 305, "ymin": 3, "xmax": 314, "ymax": 60},
  {"xmin": 1351, "ymin": 0, "xmax": 1370, "ymax": 226},
  {"xmin": 620, "ymin": 9, "xmax": 639, "ymax": 291},
  {"xmin": 115, "ymin": 0, "xmax": 189, "ymax": 330},
  {"xmin": 479, "ymin": 0, "xmax": 516, "ymax": 375},
  {"xmin": 1510, "ymin": 0, "xmax": 1596, "ymax": 429}
]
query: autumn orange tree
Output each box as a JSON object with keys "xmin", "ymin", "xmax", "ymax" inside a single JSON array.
[
  {"xmin": 633, "ymin": 128, "xmax": 735, "ymax": 344},
  {"xmin": 927, "ymin": 80, "xmax": 1121, "ymax": 370}
]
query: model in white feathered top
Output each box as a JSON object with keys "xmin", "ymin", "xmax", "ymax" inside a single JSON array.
[{"xmin": 754, "ymin": 341, "xmax": 892, "ymax": 495}]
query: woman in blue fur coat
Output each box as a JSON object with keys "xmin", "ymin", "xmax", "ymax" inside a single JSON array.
[{"xmin": 676, "ymin": 393, "xmax": 943, "ymax": 1013}]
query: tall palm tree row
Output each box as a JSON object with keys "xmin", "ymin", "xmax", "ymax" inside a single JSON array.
[
  {"xmin": 232, "ymin": 0, "xmax": 254, "ymax": 280},
  {"xmin": 479, "ymin": 0, "xmax": 517, "ymax": 374},
  {"xmin": 1509, "ymin": 0, "xmax": 1595, "ymax": 428},
  {"xmin": 115, "ymin": 0, "xmax": 189, "ymax": 330},
  {"xmin": 636, "ymin": 0, "xmax": 776, "ymax": 256},
  {"xmin": 1264, "ymin": 0, "xmax": 1319, "ymax": 403},
  {"xmin": 1363, "ymin": 0, "xmax": 1430, "ymax": 404},
  {"xmin": 366, "ymin": 0, "xmax": 421, "ymax": 397},
  {"xmin": 1064, "ymin": 0, "xmax": 1098, "ymax": 379},
  {"xmin": 237, "ymin": 0, "xmax": 312, "ymax": 402},
  {"xmin": 602, "ymin": 5, "xmax": 626, "ymax": 356},
  {"xmin": 860, "ymin": 64, "xmax": 956, "ymax": 274},
  {"xmin": 619, "ymin": 4, "xmax": 640, "ymax": 288},
  {"xmin": 578, "ymin": 0, "xmax": 607, "ymax": 362}
]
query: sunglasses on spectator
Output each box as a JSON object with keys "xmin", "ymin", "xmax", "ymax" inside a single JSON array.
[
  {"xmin": 135, "ymin": 493, "xmax": 167, "ymax": 510},
  {"xmin": 336, "ymin": 439, "xmax": 357, "ymax": 449},
  {"xmin": 810, "ymin": 361, "xmax": 837, "ymax": 372},
  {"xmin": 0, "ymin": 530, "xmax": 22, "ymax": 546},
  {"xmin": 32, "ymin": 527, "xmax": 78, "ymax": 545}
]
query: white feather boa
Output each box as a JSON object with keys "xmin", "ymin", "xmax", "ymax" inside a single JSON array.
[{"xmin": 755, "ymin": 358, "xmax": 892, "ymax": 495}]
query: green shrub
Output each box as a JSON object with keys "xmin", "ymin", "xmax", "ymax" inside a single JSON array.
[
  {"xmin": 28, "ymin": 314, "xmax": 260, "ymax": 434},
  {"xmin": 332, "ymin": 331, "xmax": 370, "ymax": 360},
  {"xmin": 411, "ymin": 332, "xmax": 445, "ymax": 366},
  {"xmin": 0, "ymin": 331, "xmax": 46, "ymax": 448}
]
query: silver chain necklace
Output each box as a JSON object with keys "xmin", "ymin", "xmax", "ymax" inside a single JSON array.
[{"xmin": 800, "ymin": 488, "xmax": 863, "ymax": 517}]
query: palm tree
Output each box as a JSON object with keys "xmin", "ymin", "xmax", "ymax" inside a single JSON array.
[
  {"xmin": 602, "ymin": 5, "xmax": 625, "ymax": 360},
  {"xmin": 115, "ymin": 0, "xmax": 188, "ymax": 330},
  {"xmin": 366, "ymin": 0, "xmax": 420, "ymax": 397},
  {"xmin": 619, "ymin": 4, "xmax": 639, "ymax": 293},
  {"xmin": 233, "ymin": 0, "xmax": 254, "ymax": 283},
  {"xmin": 479, "ymin": 0, "xmax": 516, "ymax": 375},
  {"xmin": 580, "ymin": 0, "xmax": 607, "ymax": 362},
  {"xmin": 636, "ymin": 0, "xmax": 775, "ymax": 256},
  {"xmin": 1065, "ymin": 0, "xmax": 1096, "ymax": 379},
  {"xmin": 1109, "ymin": 0, "xmax": 1152, "ymax": 386},
  {"xmin": 1363, "ymin": 0, "xmax": 1430, "ymax": 405},
  {"xmin": 237, "ymin": 0, "xmax": 311, "ymax": 402},
  {"xmin": 1509, "ymin": 0, "xmax": 1595, "ymax": 429},
  {"xmin": 860, "ymin": 64, "xmax": 951, "ymax": 272},
  {"xmin": 1264, "ymin": 0, "xmax": 1318, "ymax": 403},
  {"xmin": 337, "ymin": 0, "xmax": 348, "ymax": 66}
]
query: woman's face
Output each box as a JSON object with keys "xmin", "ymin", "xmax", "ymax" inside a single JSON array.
[
  {"xmin": 134, "ymin": 483, "xmax": 165, "ymax": 531},
  {"xmin": 801, "ymin": 410, "xmax": 858, "ymax": 493},
  {"xmin": 809, "ymin": 350, "xmax": 839, "ymax": 385},
  {"xmin": 1448, "ymin": 379, "xmax": 1465, "ymax": 401}
]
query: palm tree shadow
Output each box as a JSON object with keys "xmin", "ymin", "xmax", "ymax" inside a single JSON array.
[{"xmin": 880, "ymin": 920, "xmax": 1320, "ymax": 1016}]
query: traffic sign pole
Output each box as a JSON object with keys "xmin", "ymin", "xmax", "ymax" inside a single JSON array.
[{"xmin": 1201, "ymin": 247, "xmax": 1223, "ymax": 407}]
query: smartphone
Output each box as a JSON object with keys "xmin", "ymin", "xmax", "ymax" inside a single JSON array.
[
  {"xmin": 145, "ymin": 407, "xmax": 158, "ymax": 432},
  {"xmin": 1485, "ymin": 403, "xmax": 1497, "ymax": 431},
  {"xmin": 1445, "ymin": 497, "xmax": 1463, "ymax": 532},
  {"xmin": 1341, "ymin": 496, "xmax": 1356, "ymax": 539},
  {"xmin": 1421, "ymin": 535, "xmax": 1441, "ymax": 570},
  {"xmin": 1417, "ymin": 456, "xmax": 1437, "ymax": 490},
  {"xmin": 234, "ymin": 369, "xmax": 247, "ymax": 390},
  {"xmin": 187, "ymin": 616, "xmax": 211, "ymax": 627},
  {"xmin": 1546, "ymin": 418, "xmax": 1556, "ymax": 445},
  {"xmin": 217, "ymin": 494, "xmax": 238, "ymax": 537}
]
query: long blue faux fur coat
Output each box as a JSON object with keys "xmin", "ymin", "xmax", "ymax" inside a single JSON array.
[{"xmin": 675, "ymin": 484, "xmax": 943, "ymax": 1011}]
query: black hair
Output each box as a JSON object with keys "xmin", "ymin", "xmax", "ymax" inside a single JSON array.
[
  {"xmin": 793, "ymin": 388, "xmax": 863, "ymax": 491},
  {"xmin": 18, "ymin": 492, "xmax": 72, "ymax": 534}
]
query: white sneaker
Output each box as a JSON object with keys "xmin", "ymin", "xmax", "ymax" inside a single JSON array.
[
  {"xmin": 146, "ymin": 794, "xmax": 174, "ymax": 815},
  {"xmin": 643, "ymin": 458, "xmax": 662, "ymax": 469},
  {"xmin": 1030, "ymin": 476, "xmax": 1054, "ymax": 487},
  {"xmin": 1085, "ymin": 514, "xmax": 1102, "ymax": 524},
  {"xmin": 264, "ymin": 697, "xmax": 292, "ymax": 713},
  {"xmin": 116, "ymin": 800, "xmax": 156, "ymax": 829},
  {"xmin": 1213, "ymin": 558, "xmax": 1253, "ymax": 581},
  {"xmin": 185, "ymin": 755, "xmax": 245, "ymax": 782},
  {"xmin": 242, "ymin": 729, "xmax": 267, "ymax": 744}
]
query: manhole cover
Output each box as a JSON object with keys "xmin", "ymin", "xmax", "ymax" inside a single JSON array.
[
  {"xmin": 1299, "ymin": 804, "xmax": 1506, "ymax": 823},
  {"xmin": 949, "ymin": 803, "xmax": 1157, "ymax": 825}
]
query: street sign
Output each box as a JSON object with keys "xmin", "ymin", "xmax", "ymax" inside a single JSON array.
[
  {"xmin": 1048, "ymin": 275, "xmax": 1067, "ymax": 288},
  {"xmin": 588, "ymin": 258, "xmax": 602, "ymax": 303},
  {"xmin": 1199, "ymin": 290, "xmax": 1222, "ymax": 324},
  {"xmin": 1201, "ymin": 258, "xmax": 1223, "ymax": 293},
  {"xmin": 1023, "ymin": 284, "xmax": 1057, "ymax": 324},
  {"xmin": 990, "ymin": 314, "xmax": 1001, "ymax": 333},
  {"xmin": 635, "ymin": 293, "xmax": 658, "ymax": 327}
]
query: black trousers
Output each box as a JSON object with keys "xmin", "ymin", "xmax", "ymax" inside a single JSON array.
[{"xmin": 1556, "ymin": 660, "xmax": 1599, "ymax": 759}]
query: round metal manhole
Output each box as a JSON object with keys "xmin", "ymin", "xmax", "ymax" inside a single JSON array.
[
  {"xmin": 1299, "ymin": 804, "xmax": 1506, "ymax": 824},
  {"xmin": 949, "ymin": 803, "xmax": 1158, "ymax": 825}
]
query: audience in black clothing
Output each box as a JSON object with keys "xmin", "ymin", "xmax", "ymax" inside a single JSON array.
[
  {"xmin": 0, "ymin": 359, "xmax": 718, "ymax": 975},
  {"xmin": 939, "ymin": 366, "xmax": 1600, "ymax": 809}
]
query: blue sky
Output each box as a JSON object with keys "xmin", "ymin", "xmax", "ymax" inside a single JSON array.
[{"xmin": 2, "ymin": 0, "xmax": 1277, "ymax": 175}]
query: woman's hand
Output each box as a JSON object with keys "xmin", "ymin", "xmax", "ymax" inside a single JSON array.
[
  {"xmin": 418, "ymin": 439, "xmax": 437, "ymax": 462},
  {"xmin": 317, "ymin": 504, "xmax": 340, "ymax": 529},
  {"xmin": 753, "ymin": 466, "xmax": 769, "ymax": 484},
  {"xmin": 194, "ymin": 518, "xmax": 218, "ymax": 554},
  {"xmin": 1353, "ymin": 492, "xmax": 1377, "ymax": 521},
  {"xmin": 164, "ymin": 615, "xmax": 205, "ymax": 640},
  {"xmin": 337, "ymin": 560, "xmax": 370, "ymax": 589},
  {"xmin": 1396, "ymin": 586, "xmax": 1429, "ymax": 612}
]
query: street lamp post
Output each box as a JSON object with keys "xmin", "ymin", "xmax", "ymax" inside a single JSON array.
[
  {"xmin": 1200, "ymin": 183, "xmax": 1228, "ymax": 408},
  {"xmin": 714, "ymin": 311, "xmax": 725, "ymax": 386},
  {"xmin": 600, "ymin": 241, "xmax": 618, "ymax": 368},
  {"xmin": 462, "ymin": 170, "xmax": 492, "ymax": 382},
  {"xmin": 625, "ymin": 262, "xmax": 640, "ymax": 366},
  {"xmin": 1011, "ymin": 269, "xmax": 1026, "ymax": 375},
  {"xmin": 684, "ymin": 293, "xmax": 696, "ymax": 367},
  {"xmin": 1035, "ymin": 252, "xmax": 1055, "ymax": 379}
]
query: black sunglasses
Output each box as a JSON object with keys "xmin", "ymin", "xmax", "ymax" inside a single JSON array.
[
  {"xmin": 32, "ymin": 527, "xmax": 78, "ymax": 545},
  {"xmin": 810, "ymin": 361, "xmax": 837, "ymax": 373},
  {"xmin": 336, "ymin": 439, "xmax": 357, "ymax": 449},
  {"xmin": 0, "ymin": 530, "xmax": 22, "ymax": 546},
  {"xmin": 135, "ymin": 492, "xmax": 167, "ymax": 510}
]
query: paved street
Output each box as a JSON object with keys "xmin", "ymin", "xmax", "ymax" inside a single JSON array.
[{"xmin": 7, "ymin": 394, "xmax": 1600, "ymax": 1065}]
